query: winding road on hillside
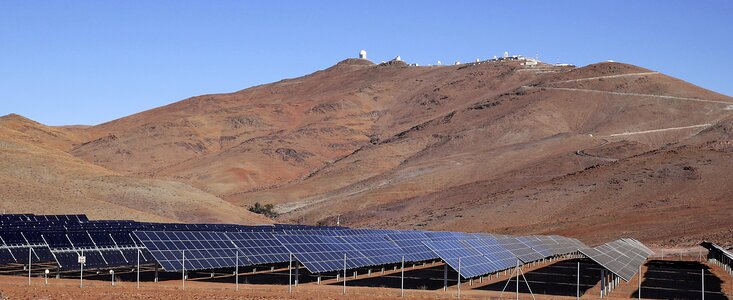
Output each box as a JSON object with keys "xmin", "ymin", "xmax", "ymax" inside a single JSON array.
[{"xmin": 524, "ymin": 86, "xmax": 733, "ymax": 106}]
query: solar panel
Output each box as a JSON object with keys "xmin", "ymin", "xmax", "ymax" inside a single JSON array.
[
  {"xmin": 621, "ymin": 238, "xmax": 654, "ymax": 256},
  {"xmin": 546, "ymin": 235, "xmax": 585, "ymax": 255},
  {"xmin": 517, "ymin": 236, "xmax": 553, "ymax": 258},
  {"xmin": 385, "ymin": 232, "xmax": 438, "ymax": 262},
  {"xmin": 423, "ymin": 240, "xmax": 499, "ymax": 278},
  {"xmin": 496, "ymin": 237, "xmax": 545, "ymax": 263},
  {"xmin": 339, "ymin": 235, "xmax": 405, "ymax": 265},
  {"xmin": 580, "ymin": 239, "xmax": 649, "ymax": 281},
  {"xmin": 461, "ymin": 238, "xmax": 517, "ymax": 271},
  {"xmin": 0, "ymin": 231, "xmax": 56, "ymax": 264},
  {"xmin": 134, "ymin": 231, "xmax": 240, "ymax": 271},
  {"xmin": 226, "ymin": 231, "xmax": 290, "ymax": 265},
  {"xmin": 424, "ymin": 231, "xmax": 474, "ymax": 241},
  {"xmin": 275, "ymin": 234, "xmax": 373, "ymax": 273}
]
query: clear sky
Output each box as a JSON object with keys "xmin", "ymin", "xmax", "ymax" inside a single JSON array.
[{"xmin": 1, "ymin": 0, "xmax": 731, "ymax": 126}]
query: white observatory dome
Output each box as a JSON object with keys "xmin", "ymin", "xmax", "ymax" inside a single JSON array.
[{"xmin": 359, "ymin": 50, "xmax": 367, "ymax": 59}]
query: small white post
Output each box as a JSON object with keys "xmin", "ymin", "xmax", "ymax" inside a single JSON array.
[
  {"xmin": 235, "ymin": 250, "xmax": 239, "ymax": 291},
  {"xmin": 401, "ymin": 255, "xmax": 405, "ymax": 297},
  {"xmin": 516, "ymin": 260, "xmax": 520, "ymax": 300},
  {"xmin": 443, "ymin": 263, "xmax": 448, "ymax": 291},
  {"xmin": 343, "ymin": 253, "xmax": 347, "ymax": 295},
  {"xmin": 80, "ymin": 250, "xmax": 84, "ymax": 288},
  {"xmin": 600, "ymin": 269, "xmax": 603, "ymax": 299},
  {"xmin": 28, "ymin": 247, "xmax": 32, "ymax": 286},
  {"xmin": 288, "ymin": 253, "xmax": 292, "ymax": 293},
  {"xmin": 137, "ymin": 249, "xmax": 140, "ymax": 289},
  {"xmin": 577, "ymin": 261, "xmax": 580, "ymax": 300},
  {"xmin": 702, "ymin": 268, "xmax": 705, "ymax": 300},
  {"xmin": 111, "ymin": 270, "xmax": 115, "ymax": 286},
  {"xmin": 182, "ymin": 250, "xmax": 186, "ymax": 290},
  {"xmin": 45, "ymin": 269, "xmax": 49, "ymax": 286},
  {"xmin": 458, "ymin": 257, "xmax": 461, "ymax": 299}
]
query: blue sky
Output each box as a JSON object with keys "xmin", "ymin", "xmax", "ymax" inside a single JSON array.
[{"xmin": 1, "ymin": 0, "xmax": 731, "ymax": 125}]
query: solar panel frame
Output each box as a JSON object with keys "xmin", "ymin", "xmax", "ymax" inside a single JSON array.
[
  {"xmin": 225, "ymin": 231, "xmax": 290, "ymax": 265},
  {"xmin": 134, "ymin": 231, "xmax": 242, "ymax": 271},
  {"xmin": 460, "ymin": 238, "xmax": 517, "ymax": 271},
  {"xmin": 496, "ymin": 237, "xmax": 545, "ymax": 263},
  {"xmin": 423, "ymin": 240, "xmax": 500, "ymax": 278},
  {"xmin": 338, "ymin": 235, "xmax": 405, "ymax": 265},
  {"xmin": 274, "ymin": 234, "xmax": 374, "ymax": 273},
  {"xmin": 385, "ymin": 232, "xmax": 438, "ymax": 262}
]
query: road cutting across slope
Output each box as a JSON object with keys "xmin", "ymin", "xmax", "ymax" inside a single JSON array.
[
  {"xmin": 548, "ymin": 71, "xmax": 660, "ymax": 84},
  {"xmin": 605, "ymin": 123, "xmax": 712, "ymax": 137},
  {"xmin": 523, "ymin": 86, "xmax": 733, "ymax": 106}
]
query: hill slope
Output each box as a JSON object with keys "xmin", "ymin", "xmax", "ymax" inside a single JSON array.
[
  {"xmin": 3, "ymin": 57, "xmax": 732, "ymax": 246},
  {"xmin": 0, "ymin": 114, "xmax": 270, "ymax": 224}
]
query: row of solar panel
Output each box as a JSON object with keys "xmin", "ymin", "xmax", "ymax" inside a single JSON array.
[
  {"xmin": 423, "ymin": 234, "xmax": 588, "ymax": 278},
  {"xmin": 579, "ymin": 238, "xmax": 653, "ymax": 282},
  {"xmin": 701, "ymin": 241, "xmax": 733, "ymax": 261},
  {"xmin": 0, "ymin": 214, "xmax": 89, "ymax": 224},
  {"xmin": 4, "ymin": 215, "xmax": 650, "ymax": 281},
  {"xmin": 133, "ymin": 229, "xmax": 589, "ymax": 278}
]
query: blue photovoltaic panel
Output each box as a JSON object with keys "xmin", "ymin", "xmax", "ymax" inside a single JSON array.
[
  {"xmin": 134, "ymin": 231, "xmax": 240, "ymax": 271},
  {"xmin": 529, "ymin": 236, "xmax": 561, "ymax": 257},
  {"xmin": 461, "ymin": 238, "xmax": 517, "ymax": 271},
  {"xmin": 339, "ymin": 235, "xmax": 405, "ymax": 265},
  {"xmin": 275, "ymin": 234, "xmax": 374, "ymax": 273},
  {"xmin": 580, "ymin": 239, "xmax": 650, "ymax": 282},
  {"xmin": 225, "ymin": 231, "xmax": 290, "ymax": 265},
  {"xmin": 546, "ymin": 235, "xmax": 584, "ymax": 256},
  {"xmin": 424, "ymin": 231, "xmax": 473, "ymax": 241},
  {"xmin": 0, "ymin": 247, "xmax": 14, "ymax": 264},
  {"xmin": 517, "ymin": 236, "xmax": 553, "ymax": 258},
  {"xmin": 386, "ymin": 232, "xmax": 438, "ymax": 262},
  {"xmin": 496, "ymin": 237, "xmax": 545, "ymax": 263},
  {"xmin": 423, "ymin": 240, "xmax": 498, "ymax": 278},
  {"xmin": 55, "ymin": 250, "xmax": 107, "ymax": 269}
]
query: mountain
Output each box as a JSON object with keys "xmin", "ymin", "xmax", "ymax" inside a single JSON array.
[
  {"xmin": 0, "ymin": 114, "xmax": 270, "ymax": 224},
  {"xmin": 2, "ymin": 57, "xmax": 732, "ymax": 245}
]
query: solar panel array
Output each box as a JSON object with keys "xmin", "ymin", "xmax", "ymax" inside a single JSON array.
[
  {"xmin": 497, "ymin": 237, "xmax": 546, "ymax": 263},
  {"xmin": 227, "ymin": 232, "xmax": 290, "ymax": 265},
  {"xmin": 275, "ymin": 234, "xmax": 373, "ymax": 273},
  {"xmin": 423, "ymin": 240, "xmax": 498, "ymax": 278},
  {"xmin": 134, "ymin": 231, "xmax": 240, "ymax": 271},
  {"xmin": 461, "ymin": 238, "xmax": 517, "ymax": 271},
  {"xmin": 0, "ymin": 213, "xmax": 653, "ymax": 283},
  {"xmin": 385, "ymin": 232, "xmax": 437, "ymax": 262},
  {"xmin": 579, "ymin": 238, "xmax": 652, "ymax": 281},
  {"xmin": 339, "ymin": 235, "xmax": 404, "ymax": 265}
]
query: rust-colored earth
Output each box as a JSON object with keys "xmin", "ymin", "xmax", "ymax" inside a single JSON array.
[{"xmin": 1, "ymin": 58, "xmax": 732, "ymax": 247}]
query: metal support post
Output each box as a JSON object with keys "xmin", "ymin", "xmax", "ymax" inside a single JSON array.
[
  {"xmin": 182, "ymin": 250, "xmax": 186, "ymax": 290},
  {"xmin": 401, "ymin": 255, "xmax": 405, "ymax": 297},
  {"xmin": 288, "ymin": 253, "xmax": 292, "ymax": 293},
  {"xmin": 137, "ymin": 249, "xmax": 140, "ymax": 289},
  {"xmin": 235, "ymin": 250, "xmax": 239, "ymax": 291}
]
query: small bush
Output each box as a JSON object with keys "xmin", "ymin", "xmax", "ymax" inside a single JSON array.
[{"xmin": 248, "ymin": 202, "xmax": 279, "ymax": 218}]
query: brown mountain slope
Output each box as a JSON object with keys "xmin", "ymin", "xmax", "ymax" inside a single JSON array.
[
  {"xmin": 329, "ymin": 119, "xmax": 733, "ymax": 247},
  {"xmin": 0, "ymin": 114, "xmax": 270, "ymax": 224},
  {"xmin": 21, "ymin": 58, "xmax": 733, "ymax": 246},
  {"xmin": 265, "ymin": 62, "xmax": 733, "ymax": 234}
]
